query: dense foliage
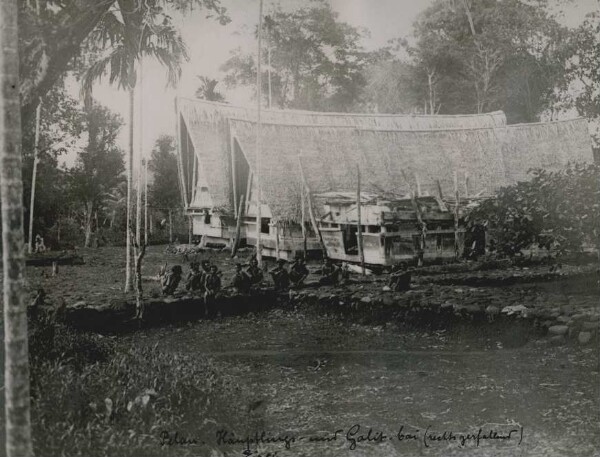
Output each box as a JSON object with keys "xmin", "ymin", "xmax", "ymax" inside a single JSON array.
[
  {"xmin": 222, "ymin": 0, "xmax": 375, "ymax": 111},
  {"xmin": 29, "ymin": 324, "xmax": 247, "ymax": 456},
  {"xmin": 364, "ymin": 0, "xmax": 569, "ymax": 122},
  {"xmin": 465, "ymin": 164, "xmax": 600, "ymax": 257}
]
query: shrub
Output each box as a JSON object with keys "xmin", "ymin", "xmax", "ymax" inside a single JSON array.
[
  {"xmin": 30, "ymin": 343, "xmax": 247, "ymax": 456},
  {"xmin": 465, "ymin": 163, "xmax": 600, "ymax": 258}
]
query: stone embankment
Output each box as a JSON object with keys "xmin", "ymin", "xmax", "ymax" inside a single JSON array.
[{"xmin": 54, "ymin": 263, "xmax": 599, "ymax": 345}]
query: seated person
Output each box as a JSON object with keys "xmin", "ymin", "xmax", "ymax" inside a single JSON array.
[
  {"xmin": 270, "ymin": 259, "xmax": 290, "ymax": 290},
  {"xmin": 289, "ymin": 257, "xmax": 309, "ymax": 287},
  {"xmin": 339, "ymin": 262, "xmax": 351, "ymax": 285},
  {"xmin": 161, "ymin": 265, "xmax": 183, "ymax": 296},
  {"xmin": 185, "ymin": 262, "xmax": 204, "ymax": 292},
  {"xmin": 231, "ymin": 263, "xmax": 251, "ymax": 293},
  {"xmin": 319, "ymin": 258, "xmax": 340, "ymax": 286},
  {"xmin": 245, "ymin": 257, "xmax": 264, "ymax": 286},
  {"xmin": 388, "ymin": 262, "xmax": 411, "ymax": 291},
  {"xmin": 203, "ymin": 265, "xmax": 222, "ymax": 315}
]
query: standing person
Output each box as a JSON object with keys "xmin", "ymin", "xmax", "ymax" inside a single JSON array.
[
  {"xmin": 270, "ymin": 259, "xmax": 290, "ymax": 290},
  {"xmin": 203, "ymin": 264, "xmax": 221, "ymax": 316},
  {"xmin": 289, "ymin": 257, "xmax": 309, "ymax": 287}
]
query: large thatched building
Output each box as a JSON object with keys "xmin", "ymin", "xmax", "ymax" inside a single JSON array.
[{"xmin": 176, "ymin": 97, "xmax": 593, "ymax": 259}]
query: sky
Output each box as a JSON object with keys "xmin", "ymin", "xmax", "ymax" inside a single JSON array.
[{"xmin": 67, "ymin": 0, "xmax": 599, "ymax": 166}]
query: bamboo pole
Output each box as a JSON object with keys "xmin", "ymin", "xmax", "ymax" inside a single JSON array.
[
  {"xmin": 28, "ymin": 98, "xmax": 42, "ymax": 254},
  {"xmin": 255, "ymin": 0, "xmax": 264, "ymax": 267},
  {"xmin": 144, "ymin": 157, "xmax": 148, "ymax": 245},
  {"xmin": 356, "ymin": 165, "xmax": 365, "ymax": 275},
  {"xmin": 267, "ymin": 44, "xmax": 272, "ymax": 109}
]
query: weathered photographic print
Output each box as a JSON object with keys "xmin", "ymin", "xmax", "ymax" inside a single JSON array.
[{"xmin": 1, "ymin": 0, "xmax": 599, "ymax": 456}]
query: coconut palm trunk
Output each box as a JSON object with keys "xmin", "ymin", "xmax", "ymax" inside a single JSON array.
[{"xmin": 1, "ymin": 1, "xmax": 34, "ymax": 455}]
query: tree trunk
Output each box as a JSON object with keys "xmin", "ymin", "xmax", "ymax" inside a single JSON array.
[
  {"xmin": 28, "ymin": 99, "xmax": 42, "ymax": 254},
  {"xmin": 135, "ymin": 60, "xmax": 142, "ymax": 246},
  {"xmin": 20, "ymin": 0, "xmax": 114, "ymax": 125},
  {"xmin": 124, "ymin": 87, "xmax": 134, "ymax": 292},
  {"xmin": 131, "ymin": 230, "xmax": 146, "ymax": 320},
  {"xmin": 168, "ymin": 209, "xmax": 173, "ymax": 243},
  {"xmin": 1, "ymin": 1, "xmax": 35, "ymax": 455},
  {"xmin": 84, "ymin": 203, "xmax": 93, "ymax": 248}
]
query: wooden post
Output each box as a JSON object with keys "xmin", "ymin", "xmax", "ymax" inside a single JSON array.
[
  {"xmin": 454, "ymin": 171, "xmax": 460, "ymax": 260},
  {"xmin": 297, "ymin": 156, "xmax": 327, "ymax": 256},
  {"xmin": 28, "ymin": 98, "xmax": 42, "ymax": 254},
  {"xmin": 255, "ymin": 0, "xmax": 264, "ymax": 267},
  {"xmin": 168, "ymin": 209, "xmax": 173, "ymax": 243},
  {"xmin": 402, "ymin": 169, "xmax": 425, "ymax": 267},
  {"xmin": 356, "ymin": 165, "xmax": 365, "ymax": 275},
  {"xmin": 301, "ymin": 183, "xmax": 307, "ymax": 258},
  {"xmin": 231, "ymin": 194, "xmax": 245, "ymax": 258},
  {"xmin": 415, "ymin": 172, "xmax": 421, "ymax": 197},
  {"xmin": 465, "ymin": 172, "xmax": 470, "ymax": 198},
  {"xmin": 275, "ymin": 222, "xmax": 280, "ymax": 259},
  {"xmin": 435, "ymin": 179, "xmax": 448, "ymax": 211}
]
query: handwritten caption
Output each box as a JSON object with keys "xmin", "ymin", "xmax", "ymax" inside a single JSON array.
[{"xmin": 159, "ymin": 423, "xmax": 524, "ymax": 455}]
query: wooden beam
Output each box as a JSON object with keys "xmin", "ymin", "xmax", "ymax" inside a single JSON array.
[
  {"xmin": 297, "ymin": 155, "xmax": 327, "ymax": 256},
  {"xmin": 230, "ymin": 131, "xmax": 238, "ymax": 217},
  {"xmin": 231, "ymin": 194, "xmax": 245, "ymax": 258}
]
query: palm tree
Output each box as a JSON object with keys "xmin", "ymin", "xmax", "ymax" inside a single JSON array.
[
  {"xmin": 195, "ymin": 76, "xmax": 226, "ymax": 102},
  {"xmin": 80, "ymin": 2, "xmax": 188, "ymax": 292},
  {"xmin": 1, "ymin": 0, "xmax": 34, "ymax": 455}
]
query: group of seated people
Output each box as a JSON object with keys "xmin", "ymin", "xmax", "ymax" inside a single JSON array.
[
  {"xmin": 269, "ymin": 257, "xmax": 351, "ymax": 290},
  {"xmin": 160, "ymin": 256, "xmax": 413, "ymax": 300}
]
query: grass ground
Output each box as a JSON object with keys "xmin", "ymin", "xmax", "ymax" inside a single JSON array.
[{"xmin": 7, "ymin": 245, "xmax": 600, "ymax": 456}]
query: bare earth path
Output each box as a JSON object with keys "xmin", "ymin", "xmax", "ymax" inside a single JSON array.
[{"xmin": 125, "ymin": 309, "xmax": 600, "ymax": 457}]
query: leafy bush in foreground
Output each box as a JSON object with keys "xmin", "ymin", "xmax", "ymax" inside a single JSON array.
[
  {"xmin": 465, "ymin": 163, "xmax": 600, "ymax": 258},
  {"xmin": 29, "ymin": 330, "xmax": 247, "ymax": 456}
]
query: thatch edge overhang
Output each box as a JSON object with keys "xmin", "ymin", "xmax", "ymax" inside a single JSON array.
[{"xmin": 176, "ymin": 97, "xmax": 593, "ymax": 222}]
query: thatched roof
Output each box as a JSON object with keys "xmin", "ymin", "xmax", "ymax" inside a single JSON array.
[{"xmin": 177, "ymin": 98, "xmax": 593, "ymax": 222}]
